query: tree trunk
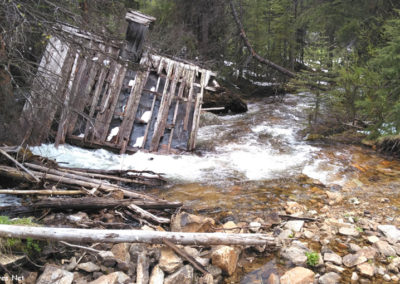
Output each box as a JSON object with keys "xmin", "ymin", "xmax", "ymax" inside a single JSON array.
[
  {"xmin": 229, "ymin": 1, "xmax": 296, "ymax": 78},
  {"xmin": 0, "ymin": 225, "xmax": 276, "ymax": 246}
]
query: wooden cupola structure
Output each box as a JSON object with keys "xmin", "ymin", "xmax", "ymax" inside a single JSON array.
[{"xmin": 19, "ymin": 10, "xmax": 218, "ymax": 154}]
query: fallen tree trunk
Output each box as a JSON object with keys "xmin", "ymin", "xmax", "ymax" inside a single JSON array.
[
  {"xmin": 0, "ymin": 225, "xmax": 276, "ymax": 246},
  {"xmin": 229, "ymin": 0, "xmax": 296, "ymax": 78},
  {"xmin": 31, "ymin": 197, "xmax": 181, "ymax": 210},
  {"xmin": 0, "ymin": 165, "xmax": 157, "ymax": 200},
  {"xmin": 0, "ymin": 189, "xmax": 85, "ymax": 195}
]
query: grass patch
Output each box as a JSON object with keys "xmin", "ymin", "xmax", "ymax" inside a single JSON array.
[
  {"xmin": 0, "ymin": 216, "xmax": 42, "ymax": 255},
  {"xmin": 305, "ymin": 251, "xmax": 319, "ymax": 267}
]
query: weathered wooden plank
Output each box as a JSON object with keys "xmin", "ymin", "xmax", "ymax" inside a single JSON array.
[
  {"xmin": 19, "ymin": 37, "xmax": 71, "ymax": 145},
  {"xmin": 92, "ymin": 63, "xmax": 127, "ymax": 142},
  {"xmin": 84, "ymin": 61, "xmax": 108, "ymax": 142},
  {"xmin": 167, "ymin": 77, "xmax": 187, "ymax": 152},
  {"xmin": 183, "ymin": 69, "xmax": 196, "ymax": 131},
  {"xmin": 188, "ymin": 70, "xmax": 211, "ymax": 150},
  {"xmin": 116, "ymin": 57, "xmax": 150, "ymax": 153},
  {"xmin": 55, "ymin": 52, "xmax": 83, "ymax": 147},
  {"xmin": 150, "ymin": 62, "xmax": 183, "ymax": 152},
  {"xmin": 66, "ymin": 57, "xmax": 101, "ymax": 136},
  {"xmin": 141, "ymin": 76, "xmax": 162, "ymax": 148}
]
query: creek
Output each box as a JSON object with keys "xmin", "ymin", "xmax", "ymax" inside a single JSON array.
[{"xmin": 31, "ymin": 92, "xmax": 400, "ymax": 282}]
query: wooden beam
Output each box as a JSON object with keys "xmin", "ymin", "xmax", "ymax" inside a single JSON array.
[{"xmin": 0, "ymin": 225, "xmax": 276, "ymax": 246}]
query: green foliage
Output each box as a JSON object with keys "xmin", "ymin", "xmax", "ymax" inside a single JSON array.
[
  {"xmin": 0, "ymin": 216, "xmax": 42, "ymax": 255},
  {"xmin": 0, "ymin": 216, "xmax": 36, "ymax": 225},
  {"xmin": 305, "ymin": 251, "xmax": 319, "ymax": 267}
]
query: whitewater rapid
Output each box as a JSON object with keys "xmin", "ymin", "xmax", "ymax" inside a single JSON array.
[{"xmin": 31, "ymin": 93, "xmax": 348, "ymax": 186}]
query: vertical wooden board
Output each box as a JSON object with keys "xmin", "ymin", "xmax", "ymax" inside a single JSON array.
[
  {"xmin": 55, "ymin": 55, "xmax": 88, "ymax": 146},
  {"xmin": 83, "ymin": 63, "xmax": 108, "ymax": 141},
  {"xmin": 188, "ymin": 70, "xmax": 210, "ymax": 150},
  {"xmin": 20, "ymin": 37, "xmax": 70, "ymax": 145},
  {"xmin": 182, "ymin": 68, "xmax": 196, "ymax": 132},
  {"xmin": 67, "ymin": 57, "xmax": 101, "ymax": 136},
  {"xmin": 94, "ymin": 64, "xmax": 127, "ymax": 143},
  {"xmin": 167, "ymin": 79, "xmax": 186, "ymax": 152},
  {"xmin": 149, "ymin": 62, "xmax": 183, "ymax": 152},
  {"xmin": 91, "ymin": 62, "xmax": 119, "ymax": 141},
  {"xmin": 116, "ymin": 63, "xmax": 150, "ymax": 153}
]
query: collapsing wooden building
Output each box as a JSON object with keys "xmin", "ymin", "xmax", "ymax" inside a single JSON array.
[{"xmin": 19, "ymin": 11, "xmax": 219, "ymax": 154}]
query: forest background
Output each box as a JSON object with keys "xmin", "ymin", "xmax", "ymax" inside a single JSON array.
[{"xmin": 1, "ymin": 0, "xmax": 400, "ymax": 144}]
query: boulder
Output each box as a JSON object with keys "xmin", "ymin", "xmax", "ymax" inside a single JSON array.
[
  {"xmin": 323, "ymin": 253, "xmax": 342, "ymax": 266},
  {"xmin": 356, "ymin": 262, "xmax": 375, "ymax": 277},
  {"xmin": 98, "ymin": 251, "xmax": 117, "ymax": 267},
  {"xmin": 171, "ymin": 212, "xmax": 215, "ymax": 232},
  {"xmin": 373, "ymin": 240, "xmax": 397, "ymax": 257},
  {"xmin": 36, "ymin": 264, "xmax": 73, "ymax": 284},
  {"xmin": 111, "ymin": 243, "xmax": 130, "ymax": 264},
  {"xmin": 159, "ymin": 247, "xmax": 183, "ymax": 274},
  {"xmin": 342, "ymin": 254, "xmax": 367, "ymax": 267},
  {"xmin": 281, "ymin": 243, "xmax": 309, "ymax": 266},
  {"xmin": 285, "ymin": 201, "xmax": 305, "ymax": 215},
  {"xmin": 164, "ymin": 265, "xmax": 194, "ymax": 284},
  {"xmin": 366, "ymin": 236, "xmax": 379, "ymax": 244},
  {"xmin": 88, "ymin": 271, "xmax": 130, "ymax": 284},
  {"xmin": 149, "ymin": 265, "xmax": 164, "ymax": 284},
  {"xmin": 338, "ymin": 226, "xmax": 360, "ymax": 237},
  {"xmin": 378, "ymin": 225, "xmax": 400, "ymax": 242},
  {"xmin": 211, "ymin": 246, "xmax": 240, "ymax": 276},
  {"xmin": 203, "ymin": 88, "xmax": 247, "ymax": 114},
  {"xmin": 284, "ymin": 220, "xmax": 304, "ymax": 232},
  {"xmin": 199, "ymin": 112, "xmax": 222, "ymax": 127},
  {"xmin": 280, "ymin": 267, "xmax": 315, "ymax": 284},
  {"xmin": 77, "ymin": 262, "xmax": 100, "ymax": 273},
  {"xmin": 318, "ymin": 272, "xmax": 341, "ymax": 284},
  {"xmin": 249, "ymin": 221, "xmax": 262, "ymax": 233},
  {"xmin": 325, "ymin": 262, "xmax": 345, "ymax": 274}
]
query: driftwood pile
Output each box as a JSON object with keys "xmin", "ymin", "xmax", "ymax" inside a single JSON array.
[
  {"xmin": 0, "ymin": 146, "xmax": 279, "ymax": 283},
  {"xmin": 0, "ymin": 146, "xmax": 275, "ymax": 246}
]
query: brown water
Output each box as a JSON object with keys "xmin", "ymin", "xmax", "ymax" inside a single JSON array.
[
  {"xmin": 32, "ymin": 93, "xmax": 400, "ymax": 282},
  {"xmin": 147, "ymin": 93, "xmax": 400, "ymax": 282}
]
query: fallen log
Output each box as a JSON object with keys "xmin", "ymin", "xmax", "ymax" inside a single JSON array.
[
  {"xmin": 0, "ymin": 165, "xmax": 157, "ymax": 200},
  {"xmin": 127, "ymin": 204, "xmax": 170, "ymax": 224},
  {"xmin": 0, "ymin": 189, "xmax": 85, "ymax": 195},
  {"xmin": 229, "ymin": 0, "xmax": 296, "ymax": 78},
  {"xmin": 31, "ymin": 197, "xmax": 182, "ymax": 210},
  {"xmin": 0, "ymin": 149, "xmax": 40, "ymax": 182},
  {"xmin": 0, "ymin": 225, "xmax": 276, "ymax": 246}
]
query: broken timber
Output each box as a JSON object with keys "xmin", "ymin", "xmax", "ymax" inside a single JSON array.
[
  {"xmin": 0, "ymin": 225, "xmax": 276, "ymax": 246},
  {"xmin": 19, "ymin": 10, "xmax": 219, "ymax": 154}
]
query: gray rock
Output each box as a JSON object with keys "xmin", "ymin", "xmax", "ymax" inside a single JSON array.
[
  {"xmin": 318, "ymin": 272, "xmax": 341, "ymax": 284},
  {"xmin": 342, "ymin": 253, "xmax": 367, "ymax": 267},
  {"xmin": 149, "ymin": 265, "xmax": 164, "ymax": 284},
  {"xmin": 36, "ymin": 264, "xmax": 73, "ymax": 284},
  {"xmin": 281, "ymin": 244, "xmax": 308, "ymax": 266},
  {"xmin": 323, "ymin": 253, "xmax": 342, "ymax": 266},
  {"xmin": 366, "ymin": 235, "xmax": 379, "ymax": 244},
  {"xmin": 98, "ymin": 251, "xmax": 117, "ymax": 267},
  {"xmin": 374, "ymin": 240, "xmax": 397, "ymax": 257},
  {"xmin": 284, "ymin": 220, "xmax": 304, "ymax": 232},
  {"xmin": 383, "ymin": 274, "xmax": 391, "ymax": 281},
  {"xmin": 325, "ymin": 263, "xmax": 345, "ymax": 274},
  {"xmin": 199, "ymin": 112, "xmax": 221, "ymax": 127},
  {"xmin": 164, "ymin": 265, "xmax": 194, "ymax": 284},
  {"xmin": 249, "ymin": 221, "xmax": 262, "ymax": 233},
  {"xmin": 159, "ymin": 247, "xmax": 183, "ymax": 274},
  {"xmin": 357, "ymin": 246, "xmax": 377, "ymax": 259},
  {"xmin": 77, "ymin": 262, "xmax": 101, "ymax": 273},
  {"xmin": 277, "ymin": 229, "xmax": 294, "ymax": 242},
  {"xmin": 357, "ymin": 262, "xmax": 375, "ymax": 277},
  {"xmin": 388, "ymin": 257, "xmax": 400, "ymax": 273},
  {"xmin": 378, "ymin": 225, "xmax": 400, "ymax": 242},
  {"xmin": 338, "ymin": 226, "xmax": 359, "ymax": 237},
  {"xmin": 349, "ymin": 243, "xmax": 361, "ymax": 253},
  {"xmin": 351, "ymin": 272, "xmax": 359, "ymax": 282}
]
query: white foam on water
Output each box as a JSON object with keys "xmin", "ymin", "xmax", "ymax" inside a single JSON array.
[{"xmin": 31, "ymin": 93, "xmax": 347, "ymax": 186}]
